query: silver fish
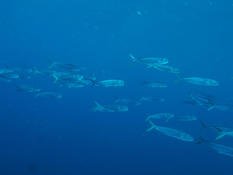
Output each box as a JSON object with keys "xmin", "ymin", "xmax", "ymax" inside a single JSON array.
[
  {"xmin": 136, "ymin": 97, "xmax": 165, "ymax": 105},
  {"xmin": 212, "ymin": 126, "xmax": 233, "ymax": 140},
  {"xmin": 148, "ymin": 64, "xmax": 180, "ymax": 74},
  {"xmin": 142, "ymin": 81, "xmax": 168, "ymax": 88},
  {"xmin": 176, "ymin": 115, "xmax": 197, "ymax": 122},
  {"xmin": 183, "ymin": 77, "xmax": 219, "ymax": 86},
  {"xmin": 210, "ymin": 143, "xmax": 233, "ymax": 158},
  {"xmin": 36, "ymin": 91, "xmax": 63, "ymax": 99},
  {"xmin": 129, "ymin": 54, "xmax": 168, "ymax": 65},
  {"xmin": 97, "ymin": 80, "xmax": 125, "ymax": 87},
  {"xmin": 146, "ymin": 113, "xmax": 175, "ymax": 122},
  {"xmin": 16, "ymin": 85, "xmax": 41, "ymax": 93},
  {"xmin": 146, "ymin": 120, "xmax": 194, "ymax": 142},
  {"xmin": 92, "ymin": 101, "xmax": 128, "ymax": 112}
]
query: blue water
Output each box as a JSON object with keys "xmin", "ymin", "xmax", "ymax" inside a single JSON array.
[{"xmin": 1, "ymin": 0, "xmax": 233, "ymax": 174}]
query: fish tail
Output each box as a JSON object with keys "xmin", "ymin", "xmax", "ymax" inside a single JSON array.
[
  {"xmin": 146, "ymin": 120, "xmax": 157, "ymax": 132},
  {"xmin": 86, "ymin": 78, "xmax": 98, "ymax": 87},
  {"xmin": 129, "ymin": 53, "xmax": 137, "ymax": 62},
  {"xmin": 207, "ymin": 104, "xmax": 216, "ymax": 111},
  {"xmin": 216, "ymin": 133, "xmax": 226, "ymax": 140},
  {"xmin": 211, "ymin": 126, "xmax": 226, "ymax": 140},
  {"xmin": 174, "ymin": 73, "xmax": 183, "ymax": 83},
  {"xmin": 146, "ymin": 64, "xmax": 154, "ymax": 69},
  {"xmin": 212, "ymin": 126, "xmax": 223, "ymax": 132},
  {"xmin": 145, "ymin": 116, "xmax": 150, "ymax": 122},
  {"xmin": 52, "ymin": 74, "xmax": 59, "ymax": 83},
  {"xmin": 142, "ymin": 120, "xmax": 155, "ymax": 136},
  {"xmin": 93, "ymin": 101, "xmax": 103, "ymax": 112},
  {"xmin": 47, "ymin": 59, "xmax": 54, "ymax": 69}
]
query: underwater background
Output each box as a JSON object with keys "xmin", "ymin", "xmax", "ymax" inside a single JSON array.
[{"xmin": 1, "ymin": 0, "xmax": 233, "ymax": 174}]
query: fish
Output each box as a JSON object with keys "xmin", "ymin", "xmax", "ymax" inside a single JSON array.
[
  {"xmin": 51, "ymin": 71, "xmax": 84, "ymax": 83},
  {"xmin": 58, "ymin": 81, "xmax": 86, "ymax": 88},
  {"xmin": 92, "ymin": 101, "xmax": 128, "ymax": 112},
  {"xmin": 0, "ymin": 68, "xmax": 16, "ymax": 74},
  {"xmin": 0, "ymin": 68, "xmax": 20, "ymax": 81},
  {"xmin": 176, "ymin": 115, "xmax": 197, "ymax": 122},
  {"xmin": 148, "ymin": 64, "xmax": 180, "ymax": 74},
  {"xmin": 183, "ymin": 77, "xmax": 219, "ymax": 86},
  {"xmin": 210, "ymin": 143, "xmax": 233, "ymax": 158},
  {"xmin": 141, "ymin": 81, "xmax": 168, "ymax": 88},
  {"xmin": 196, "ymin": 138, "xmax": 233, "ymax": 158},
  {"xmin": 186, "ymin": 92, "xmax": 229, "ymax": 111},
  {"xmin": 97, "ymin": 80, "xmax": 125, "ymax": 87},
  {"xmin": 16, "ymin": 85, "xmax": 41, "ymax": 93},
  {"xmin": 36, "ymin": 91, "xmax": 63, "ymax": 99},
  {"xmin": 114, "ymin": 98, "xmax": 135, "ymax": 105},
  {"xmin": 136, "ymin": 96, "xmax": 165, "ymax": 105},
  {"xmin": 186, "ymin": 92, "xmax": 216, "ymax": 110},
  {"xmin": 129, "ymin": 54, "xmax": 168, "ymax": 65},
  {"xmin": 146, "ymin": 113, "xmax": 175, "ymax": 122},
  {"xmin": 48, "ymin": 62, "xmax": 82, "ymax": 73},
  {"xmin": 209, "ymin": 104, "xmax": 230, "ymax": 111},
  {"xmin": 146, "ymin": 120, "xmax": 194, "ymax": 142},
  {"xmin": 26, "ymin": 67, "xmax": 44, "ymax": 75},
  {"xmin": 212, "ymin": 126, "xmax": 233, "ymax": 140}
]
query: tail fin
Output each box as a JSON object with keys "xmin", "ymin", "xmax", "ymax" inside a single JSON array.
[
  {"xmin": 212, "ymin": 126, "xmax": 226, "ymax": 140},
  {"xmin": 93, "ymin": 101, "xmax": 103, "ymax": 112},
  {"xmin": 146, "ymin": 64, "xmax": 156, "ymax": 69},
  {"xmin": 145, "ymin": 116, "xmax": 150, "ymax": 122},
  {"xmin": 216, "ymin": 133, "xmax": 227, "ymax": 140},
  {"xmin": 51, "ymin": 73, "xmax": 59, "ymax": 83},
  {"xmin": 86, "ymin": 78, "xmax": 98, "ymax": 87},
  {"xmin": 129, "ymin": 53, "xmax": 137, "ymax": 62},
  {"xmin": 14, "ymin": 83, "xmax": 23, "ymax": 92},
  {"xmin": 212, "ymin": 126, "xmax": 223, "ymax": 132},
  {"xmin": 47, "ymin": 59, "xmax": 55, "ymax": 69},
  {"xmin": 207, "ymin": 104, "xmax": 216, "ymax": 111},
  {"xmin": 142, "ymin": 120, "xmax": 156, "ymax": 136},
  {"xmin": 146, "ymin": 120, "xmax": 157, "ymax": 133},
  {"xmin": 174, "ymin": 73, "xmax": 183, "ymax": 83}
]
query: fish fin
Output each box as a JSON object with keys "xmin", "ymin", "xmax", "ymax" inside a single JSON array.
[
  {"xmin": 207, "ymin": 104, "xmax": 216, "ymax": 111},
  {"xmin": 93, "ymin": 101, "xmax": 103, "ymax": 112},
  {"xmin": 113, "ymin": 97, "xmax": 120, "ymax": 104},
  {"xmin": 145, "ymin": 117, "xmax": 150, "ymax": 122},
  {"xmin": 200, "ymin": 120, "xmax": 208, "ymax": 129},
  {"xmin": 142, "ymin": 120, "xmax": 156, "ymax": 136},
  {"xmin": 86, "ymin": 78, "xmax": 98, "ymax": 87},
  {"xmin": 146, "ymin": 64, "xmax": 154, "ymax": 69},
  {"xmin": 212, "ymin": 126, "xmax": 223, "ymax": 132},
  {"xmin": 174, "ymin": 73, "xmax": 183, "ymax": 83},
  {"xmin": 212, "ymin": 126, "xmax": 226, "ymax": 140},
  {"xmin": 13, "ymin": 83, "xmax": 22, "ymax": 92},
  {"xmin": 129, "ymin": 53, "xmax": 137, "ymax": 62},
  {"xmin": 146, "ymin": 120, "xmax": 157, "ymax": 132},
  {"xmin": 47, "ymin": 59, "xmax": 54, "ymax": 69},
  {"xmin": 52, "ymin": 74, "xmax": 59, "ymax": 83},
  {"xmin": 216, "ymin": 133, "xmax": 227, "ymax": 140},
  {"xmin": 166, "ymin": 116, "xmax": 173, "ymax": 122}
]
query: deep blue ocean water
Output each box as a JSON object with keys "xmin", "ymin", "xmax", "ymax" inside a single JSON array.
[{"xmin": 1, "ymin": 0, "xmax": 233, "ymax": 174}]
